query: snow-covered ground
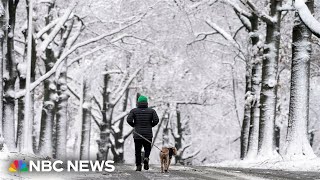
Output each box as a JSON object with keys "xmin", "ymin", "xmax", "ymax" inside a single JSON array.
[{"xmin": 209, "ymin": 158, "xmax": 320, "ymax": 171}]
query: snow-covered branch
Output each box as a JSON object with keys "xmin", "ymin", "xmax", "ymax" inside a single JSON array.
[
  {"xmin": 111, "ymin": 110, "xmax": 131, "ymax": 126},
  {"xmin": 278, "ymin": 2, "xmax": 295, "ymax": 11},
  {"xmin": 92, "ymin": 115, "xmax": 101, "ymax": 128},
  {"xmin": 205, "ymin": 19, "xmax": 241, "ymax": 50},
  {"xmin": 74, "ymin": 13, "xmax": 147, "ymax": 49},
  {"xmin": 110, "ymin": 58, "xmax": 150, "ymax": 106},
  {"xmin": 38, "ymin": 5, "xmax": 76, "ymax": 53},
  {"xmin": 14, "ymin": 38, "xmax": 25, "ymax": 44},
  {"xmin": 176, "ymin": 101, "xmax": 204, "ymax": 105},
  {"xmin": 38, "ymin": 0, "xmax": 54, "ymax": 4},
  {"xmin": 179, "ymin": 143, "xmax": 192, "ymax": 157},
  {"xmin": 195, "ymin": 19, "xmax": 247, "ymax": 60},
  {"xmin": 220, "ymin": 0, "xmax": 251, "ymax": 18},
  {"xmin": 109, "ymin": 139, "xmax": 117, "ymax": 156},
  {"xmin": 67, "ymin": 45, "xmax": 107, "ymax": 67},
  {"xmin": 244, "ymin": 0, "xmax": 275, "ymax": 24},
  {"xmin": 188, "ymin": 31, "xmax": 218, "ymax": 45},
  {"xmin": 93, "ymin": 96, "xmax": 102, "ymax": 111},
  {"xmin": 66, "ymin": 20, "xmax": 85, "ymax": 50},
  {"xmin": 112, "ymin": 71, "xmax": 128, "ymax": 95},
  {"xmin": 181, "ymin": 149, "xmax": 200, "ymax": 160},
  {"xmin": 67, "ymin": 84, "xmax": 80, "ymax": 100},
  {"xmin": 14, "ymin": 46, "xmax": 24, "ymax": 56},
  {"xmin": 57, "ymin": 19, "xmax": 75, "ymax": 58},
  {"xmin": 15, "ymin": 45, "xmax": 107, "ymax": 99},
  {"xmin": 16, "ymin": 20, "xmax": 141, "ymax": 98},
  {"xmin": 36, "ymin": 17, "xmax": 62, "ymax": 39},
  {"xmin": 101, "ymin": 70, "xmax": 123, "ymax": 75},
  {"xmin": 234, "ymin": 12, "xmax": 252, "ymax": 31},
  {"xmin": 124, "ymin": 129, "xmax": 134, "ymax": 140},
  {"xmin": 294, "ymin": 0, "xmax": 320, "ymax": 38}
]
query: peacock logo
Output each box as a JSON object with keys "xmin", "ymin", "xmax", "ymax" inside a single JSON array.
[{"xmin": 8, "ymin": 160, "xmax": 28, "ymax": 172}]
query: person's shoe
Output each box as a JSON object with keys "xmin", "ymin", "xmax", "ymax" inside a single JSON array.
[
  {"xmin": 143, "ymin": 157, "xmax": 149, "ymax": 170},
  {"xmin": 136, "ymin": 165, "xmax": 142, "ymax": 171}
]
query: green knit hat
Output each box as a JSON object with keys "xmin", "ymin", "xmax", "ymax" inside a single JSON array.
[{"xmin": 138, "ymin": 95, "xmax": 148, "ymax": 103}]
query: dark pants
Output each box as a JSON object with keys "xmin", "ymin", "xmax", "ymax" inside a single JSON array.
[{"xmin": 134, "ymin": 138, "xmax": 152, "ymax": 166}]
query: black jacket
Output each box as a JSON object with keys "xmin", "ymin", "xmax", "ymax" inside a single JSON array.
[{"xmin": 127, "ymin": 102, "xmax": 159, "ymax": 139}]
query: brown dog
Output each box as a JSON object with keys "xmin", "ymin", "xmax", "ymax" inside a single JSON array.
[{"xmin": 160, "ymin": 147, "xmax": 177, "ymax": 173}]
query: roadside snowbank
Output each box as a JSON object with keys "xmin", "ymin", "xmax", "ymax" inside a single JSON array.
[
  {"xmin": 0, "ymin": 149, "xmax": 101, "ymax": 180},
  {"xmin": 208, "ymin": 158, "xmax": 320, "ymax": 171},
  {"xmin": 0, "ymin": 148, "xmax": 59, "ymax": 180}
]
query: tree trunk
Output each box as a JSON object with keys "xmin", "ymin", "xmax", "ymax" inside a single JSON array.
[
  {"xmin": 113, "ymin": 89, "xmax": 129, "ymax": 163},
  {"xmin": 173, "ymin": 107, "xmax": 184, "ymax": 164},
  {"xmin": 97, "ymin": 73, "xmax": 112, "ymax": 160},
  {"xmin": 17, "ymin": 73, "xmax": 26, "ymax": 150},
  {"xmin": 80, "ymin": 79, "xmax": 92, "ymax": 160},
  {"xmin": 17, "ymin": 1, "xmax": 35, "ymax": 150},
  {"xmin": 30, "ymin": 37, "xmax": 36, "ymax": 153},
  {"xmin": 0, "ymin": 0, "xmax": 7, "ymax": 148},
  {"xmin": 246, "ymin": 15, "xmax": 262, "ymax": 159},
  {"xmin": 0, "ymin": 1, "xmax": 4, "ymax": 146},
  {"xmin": 257, "ymin": 0, "xmax": 282, "ymax": 158},
  {"xmin": 284, "ymin": 0, "xmax": 315, "ymax": 159},
  {"xmin": 113, "ymin": 54, "xmax": 131, "ymax": 163},
  {"xmin": 240, "ymin": 71, "xmax": 251, "ymax": 159},
  {"xmin": 151, "ymin": 106, "xmax": 168, "ymax": 148},
  {"xmin": 162, "ymin": 109, "xmax": 170, "ymax": 147},
  {"xmin": 23, "ymin": 0, "xmax": 36, "ymax": 153},
  {"xmin": 3, "ymin": 0, "xmax": 17, "ymax": 151},
  {"xmin": 38, "ymin": 3, "xmax": 58, "ymax": 157},
  {"xmin": 55, "ymin": 59, "xmax": 69, "ymax": 160},
  {"xmin": 38, "ymin": 49, "xmax": 57, "ymax": 156},
  {"xmin": 308, "ymin": 131, "xmax": 314, "ymax": 147},
  {"xmin": 275, "ymin": 126, "xmax": 280, "ymax": 153}
]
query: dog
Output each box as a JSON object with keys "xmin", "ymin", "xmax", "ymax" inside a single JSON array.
[{"xmin": 160, "ymin": 147, "xmax": 177, "ymax": 173}]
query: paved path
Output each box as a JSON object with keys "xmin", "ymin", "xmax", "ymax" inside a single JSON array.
[
  {"xmin": 4, "ymin": 164, "xmax": 320, "ymax": 180},
  {"xmin": 75, "ymin": 164, "xmax": 320, "ymax": 180}
]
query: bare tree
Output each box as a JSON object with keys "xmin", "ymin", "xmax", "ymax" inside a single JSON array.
[
  {"xmin": 96, "ymin": 65, "xmax": 146, "ymax": 160},
  {"xmin": 172, "ymin": 104, "xmax": 199, "ymax": 164}
]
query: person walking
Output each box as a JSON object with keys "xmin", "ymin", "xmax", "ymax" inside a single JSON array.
[{"xmin": 127, "ymin": 95, "xmax": 159, "ymax": 171}]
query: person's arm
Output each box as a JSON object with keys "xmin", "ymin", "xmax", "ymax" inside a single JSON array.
[
  {"xmin": 151, "ymin": 110, "xmax": 159, "ymax": 127},
  {"xmin": 127, "ymin": 109, "xmax": 135, "ymax": 127}
]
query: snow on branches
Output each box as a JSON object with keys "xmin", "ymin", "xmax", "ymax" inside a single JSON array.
[{"xmin": 294, "ymin": 0, "xmax": 320, "ymax": 38}]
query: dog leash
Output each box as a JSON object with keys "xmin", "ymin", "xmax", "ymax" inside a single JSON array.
[{"xmin": 133, "ymin": 130, "xmax": 162, "ymax": 152}]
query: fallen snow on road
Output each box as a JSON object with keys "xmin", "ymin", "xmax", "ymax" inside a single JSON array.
[
  {"xmin": 209, "ymin": 157, "xmax": 320, "ymax": 171},
  {"xmin": 167, "ymin": 165, "xmax": 193, "ymax": 171},
  {"xmin": 205, "ymin": 168, "xmax": 267, "ymax": 180}
]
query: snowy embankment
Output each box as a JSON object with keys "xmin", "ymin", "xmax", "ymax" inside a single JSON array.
[
  {"xmin": 0, "ymin": 148, "xmax": 62, "ymax": 180},
  {"xmin": 208, "ymin": 157, "xmax": 320, "ymax": 171},
  {"xmin": 0, "ymin": 147, "xmax": 94, "ymax": 180}
]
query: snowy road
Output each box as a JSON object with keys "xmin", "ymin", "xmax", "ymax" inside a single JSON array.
[
  {"xmin": 67, "ymin": 164, "xmax": 320, "ymax": 180},
  {"xmin": 4, "ymin": 164, "xmax": 320, "ymax": 180}
]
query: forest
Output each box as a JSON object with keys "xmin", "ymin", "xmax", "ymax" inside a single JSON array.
[{"xmin": 0, "ymin": 0, "xmax": 320, "ymax": 168}]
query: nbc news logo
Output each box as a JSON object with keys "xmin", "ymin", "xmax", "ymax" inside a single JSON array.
[
  {"xmin": 8, "ymin": 160, "xmax": 28, "ymax": 172},
  {"xmin": 8, "ymin": 159, "xmax": 115, "ymax": 172}
]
